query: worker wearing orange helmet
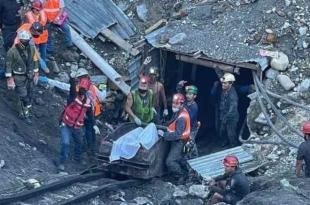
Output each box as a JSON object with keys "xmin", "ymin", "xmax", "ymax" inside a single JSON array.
[
  {"xmin": 157, "ymin": 93, "xmax": 191, "ymax": 179},
  {"xmin": 296, "ymin": 121, "xmax": 310, "ymax": 178},
  {"xmin": 125, "ymin": 76, "xmax": 155, "ymax": 125},
  {"xmin": 207, "ymin": 155, "xmax": 249, "ymax": 205}
]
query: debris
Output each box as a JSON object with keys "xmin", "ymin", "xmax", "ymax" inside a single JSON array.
[
  {"xmin": 270, "ymin": 52, "xmax": 289, "ymax": 71},
  {"xmin": 188, "ymin": 184, "xmax": 209, "ymax": 199},
  {"xmin": 169, "ymin": 33, "xmax": 187, "ymax": 45},
  {"xmin": 255, "ymin": 112, "xmax": 268, "ymax": 125},
  {"xmin": 297, "ymin": 79, "xmax": 310, "ymax": 92},
  {"xmin": 173, "ymin": 186, "xmax": 188, "ymax": 198},
  {"xmin": 0, "ymin": 160, "xmax": 5, "ymax": 169},
  {"xmin": 145, "ymin": 19, "xmax": 168, "ymax": 34},
  {"xmin": 265, "ymin": 68, "xmax": 279, "ymax": 80},
  {"xmin": 136, "ymin": 4, "xmax": 148, "ymax": 22},
  {"xmin": 277, "ymin": 74, "xmax": 295, "ymax": 91},
  {"xmin": 24, "ymin": 178, "xmax": 41, "ymax": 189},
  {"xmin": 298, "ymin": 27, "xmax": 308, "ymax": 36},
  {"xmin": 133, "ymin": 196, "xmax": 153, "ymax": 205},
  {"xmin": 34, "ymin": 98, "xmax": 45, "ymax": 106}
]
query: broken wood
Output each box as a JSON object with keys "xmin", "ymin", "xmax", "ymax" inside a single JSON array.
[
  {"xmin": 70, "ymin": 27, "xmax": 131, "ymax": 95},
  {"xmin": 100, "ymin": 28, "xmax": 140, "ymax": 56},
  {"xmin": 145, "ymin": 19, "xmax": 168, "ymax": 34}
]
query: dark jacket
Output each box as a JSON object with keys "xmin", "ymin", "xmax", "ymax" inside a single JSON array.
[
  {"xmin": 219, "ymin": 86, "xmax": 239, "ymax": 123},
  {"xmin": 163, "ymin": 110, "xmax": 186, "ymax": 141},
  {"xmin": 0, "ymin": 0, "xmax": 22, "ymax": 28}
]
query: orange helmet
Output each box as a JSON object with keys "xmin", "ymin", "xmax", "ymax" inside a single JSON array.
[
  {"xmin": 223, "ymin": 155, "xmax": 239, "ymax": 167},
  {"xmin": 172, "ymin": 93, "xmax": 185, "ymax": 105},
  {"xmin": 302, "ymin": 121, "xmax": 310, "ymax": 134},
  {"xmin": 32, "ymin": 0, "xmax": 42, "ymax": 10}
]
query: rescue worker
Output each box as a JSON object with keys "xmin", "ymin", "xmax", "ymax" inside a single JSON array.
[
  {"xmin": 148, "ymin": 66, "xmax": 168, "ymax": 123},
  {"xmin": 157, "ymin": 93, "xmax": 191, "ymax": 179},
  {"xmin": 218, "ymin": 73, "xmax": 239, "ymax": 147},
  {"xmin": 25, "ymin": 0, "xmax": 49, "ymax": 72},
  {"xmin": 0, "ymin": 0, "xmax": 23, "ymax": 51},
  {"xmin": 296, "ymin": 121, "xmax": 310, "ymax": 178},
  {"xmin": 42, "ymin": 0, "xmax": 73, "ymax": 54},
  {"xmin": 58, "ymin": 77, "xmax": 94, "ymax": 171},
  {"xmin": 5, "ymin": 30, "xmax": 39, "ymax": 124},
  {"xmin": 70, "ymin": 68, "xmax": 106, "ymax": 159},
  {"xmin": 125, "ymin": 76, "xmax": 155, "ymax": 125},
  {"xmin": 207, "ymin": 155, "xmax": 250, "ymax": 205}
]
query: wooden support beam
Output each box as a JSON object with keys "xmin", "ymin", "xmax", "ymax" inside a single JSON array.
[
  {"xmin": 101, "ymin": 28, "xmax": 140, "ymax": 56},
  {"xmin": 145, "ymin": 19, "xmax": 167, "ymax": 34}
]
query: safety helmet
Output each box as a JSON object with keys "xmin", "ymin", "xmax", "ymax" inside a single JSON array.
[
  {"xmin": 32, "ymin": 0, "xmax": 42, "ymax": 10},
  {"xmin": 149, "ymin": 66, "xmax": 158, "ymax": 76},
  {"xmin": 17, "ymin": 30, "xmax": 32, "ymax": 41},
  {"xmin": 223, "ymin": 155, "xmax": 239, "ymax": 167},
  {"xmin": 185, "ymin": 85, "xmax": 198, "ymax": 95},
  {"xmin": 75, "ymin": 68, "xmax": 89, "ymax": 78},
  {"xmin": 172, "ymin": 93, "xmax": 185, "ymax": 105},
  {"xmin": 302, "ymin": 121, "xmax": 310, "ymax": 134},
  {"xmin": 138, "ymin": 76, "xmax": 149, "ymax": 90},
  {"xmin": 78, "ymin": 77, "xmax": 91, "ymax": 91},
  {"xmin": 220, "ymin": 73, "xmax": 235, "ymax": 83},
  {"xmin": 30, "ymin": 22, "xmax": 43, "ymax": 36}
]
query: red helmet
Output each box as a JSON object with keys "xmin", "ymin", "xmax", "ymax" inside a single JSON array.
[
  {"xmin": 78, "ymin": 77, "xmax": 91, "ymax": 91},
  {"xmin": 223, "ymin": 155, "xmax": 239, "ymax": 167},
  {"xmin": 172, "ymin": 93, "xmax": 185, "ymax": 105},
  {"xmin": 302, "ymin": 121, "xmax": 310, "ymax": 134},
  {"xmin": 138, "ymin": 76, "xmax": 149, "ymax": 90},
  {"xmin": 32, "ymin": 0, "xmax": 42, "ymax": 10}
]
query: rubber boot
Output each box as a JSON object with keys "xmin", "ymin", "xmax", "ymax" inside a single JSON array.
[{"xmin": 17, "ymin": 100, "xmax": 32, "ymax": 124}]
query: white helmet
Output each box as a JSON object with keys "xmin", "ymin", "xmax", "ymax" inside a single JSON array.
[
  {"xmin": 17, "ymin": 30, "xmax": 32, "ymax": 41},
  {"xmin": 220, "ymin": 73, "xmax": 235, "ymax": 82},
  {"xmin": 75, "ymin": 68, "xmax": 89, "ymax": 78}
]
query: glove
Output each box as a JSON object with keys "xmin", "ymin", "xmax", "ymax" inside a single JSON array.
[
  {"xmin": 7, "ymin": 77, "xmax": 15, "ymax": 90},
  {"xmin": 33, "ymin": 72, "xmax": 39, "ymax": 85},
  {"xmin": 152, "ymin": 107, "xmax": 157, "ymax": 115},
  {"xmin": 133, "ymin": 116, "xmax": 142, "ymax": 125},
  {"xmin": 157, "ymin": 129, "xmax": 164, "ymax": 137},
  {"xmin": 163, "ymin": 109, "xmax": 168, "ymax": 116},
  {"xmin": 183, "ymin": 139, "xmax": 194, "ymax": 153},
  {"xmin": 93, "ymin": 125, "xmax": 100, "ymax": 135}
]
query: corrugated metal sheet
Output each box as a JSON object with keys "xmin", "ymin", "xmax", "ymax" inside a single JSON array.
[
  {"xmin": 128, "ymin": 56, "xmax": 141, "ymax": 89},
  {"xmin": 65, "ymin": 0, "xmax": 136, "ymax": 39},
  {"xmin": 188, "ymin": 146, "xmax": 256, "ymax": 179}
]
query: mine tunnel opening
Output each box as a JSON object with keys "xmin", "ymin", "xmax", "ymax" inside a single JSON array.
[{"xmin": 162, "ymin": 51, "xmax": 253, "ymax": 155}]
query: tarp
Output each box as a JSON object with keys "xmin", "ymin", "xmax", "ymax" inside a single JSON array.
[{"xmin": 110, "ymin": 123, "xmax": 159, "ymax": 162}]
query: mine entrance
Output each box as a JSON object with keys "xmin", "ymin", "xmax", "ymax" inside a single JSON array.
[{"xmin": 162, "ymin": 51, "xmax": 253, "ymax": 155}]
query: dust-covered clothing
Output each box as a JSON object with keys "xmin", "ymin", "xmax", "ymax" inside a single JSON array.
[{"xmin": 297, "ymin": 140, "xmax": 310, "ymax": 177}]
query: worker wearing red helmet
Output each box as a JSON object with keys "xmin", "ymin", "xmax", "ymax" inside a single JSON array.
[
  {"xmin": 207, "ymin": 155, "xmax": 250, "ymax": 205},
  {"xmin": 296, "ymin": 121, "xmax": 310, "ymax": 178},
  {"xmin": 158, "ymin": 93, "xmax": 191, "ymax": 180},
  {"xmin": 57, "ymin": 75, "xmax": 94, "ymax": 171},
  {"xmin": 125, "ymin": 76, "xmax": 155, "ymax": 125}
]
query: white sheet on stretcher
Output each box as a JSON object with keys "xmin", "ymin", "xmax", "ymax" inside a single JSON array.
[{"xmin": 109, "ymin": 123, "xmax": 159, "ymax": 162}]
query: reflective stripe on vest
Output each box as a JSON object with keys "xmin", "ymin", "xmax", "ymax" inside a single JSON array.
[
  {"xmin": 168, "ymin": 108, "xmax": 191, "ymax": 141},
  {"xmin": 132, "ymin": 89, "xmax": 154, "ymax": 123},
  {"xmin": 89, "ymin": 85, "xmax": 102, "ymax": 117},
  {"xmin": 43, "ymin": 0, "xmax": 60, "ymax": 22}
]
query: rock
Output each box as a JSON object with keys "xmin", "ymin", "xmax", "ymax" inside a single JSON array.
[
  {"xmin": 0, "ymin": 160, "xmax": 5, "ymax": 168},
  {"xmin": 173, "ymin": 187, "xmax": 188, "ymax": 198},
  {"xmin": 57, "ymin": 72, "xmax": 70, "ymax": 83},
  {"xmin": 188, "ymin": 184, "xmax": 209, "ymax": 199},
  {"xmin": 65, "ymin": 62, "xmax": 71, "ymax": 67},
  {"xmin": 169, "ymin": 33, "xmax": 187, "ymax": 45},
  {"xmin": 24, "ymin": 178, "xmax": 41, "ymax": 189},
  {"xmin": 297, "ymin": 79, "xmax": 310, "ymax": 92},
  {"xmin": 285, "ymin": 0, "xmax": 291, "ymax": 6},
  {"xmin": 277, "ymin": 75, "xmax": 295, "ymax": 91},
  {"xmin": 136, "ymin": 4, "xmax": 148, "ymax": 22},
  {"xmin": 34, "ymin": 97, "xmax": 45, "ymax": 106},
  {"xmin": 270, "ymin": 52, "xmax": 289, "ymax": 71},
  {"xmin": 133, "ymin": 197, "xmax": 153, "ymax": 205},
  {"xmin": 265, "ymin": 68, "xmax": 279, "ymax": 80},
  {"xmin": 298, "ymin": 27, "xmax": 308, "ymax": 36},
  {"xmin": 254, "ymin": 112, "xmax": 268, "ymax": 125}
]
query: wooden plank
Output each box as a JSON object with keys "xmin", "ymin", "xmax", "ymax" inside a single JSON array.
[
  {"xmin": 101, "ymin": 28, "xmax": 140, "ymax": 56},
  {"xmin": 145, "ymin": 19, "xmax": 167, "ymax": 34}
]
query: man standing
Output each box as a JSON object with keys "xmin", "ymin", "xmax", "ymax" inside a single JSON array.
[
  {"xmin": 207, "ymin": 155, "xmax": 250, "ymax": 205},
  {"xmin": 218, "ymin": 73, "xmax": 239, "ymax": 147},
  {"xmin": 296, "ymin": 121, "xmax": 310, "ymax": 178},
  {"xmin": 158, "ymin": 93, "xmax": 191, "ymax": 179},
  {"xmin": 5, "ymin": 30, "xmax": 39, "ymax": 124},
  {"xmin": 125, "ymin": 76, "xmax": 155, "ymax": 125},
  {"xmin": 0, "ymin": 0, "xmax": 23, "ymax": 51},
  {"xmin": 148, "ymin": 66, "xmax": 168, "ymax": 123}
]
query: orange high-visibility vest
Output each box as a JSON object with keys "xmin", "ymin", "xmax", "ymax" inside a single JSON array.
[
  {"xmin": 168, "ymin": 108, "xmax": 191, "ymax": 141},
  {"xmin": 43, "ymin": 0, "xmax": 60, "ymax": 22},
  {"xmin": 89, "ymin": 85, "xmax": 102, "ymax": 117},
  {"xmin": 25, "ymin": 11, "xmax": 48, "ymax": 44}
]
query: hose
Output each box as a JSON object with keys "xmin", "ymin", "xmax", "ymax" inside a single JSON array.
[
  {"xmin": 253, "ymin": 74, "xmax": 303, "ymax": 137},
  {"xmin": 252, "ymin": 72, "xmax": 298, "ymax": 148}
]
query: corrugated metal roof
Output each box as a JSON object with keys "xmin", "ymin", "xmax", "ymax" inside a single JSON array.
[
  {"xmin": 187, "ymin": 146, "xmax": 256, "ymax": 178},
  {"xmin": 128, "ymin": 56, "xmax": 141, "ymax": 89},
  {"xmin": 65, "ymin": 0, "xmax": 136, "ymax": 39}
]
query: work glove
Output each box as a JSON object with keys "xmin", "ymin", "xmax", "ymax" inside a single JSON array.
[
  {"xmin": 163, "ymin": 109, "xmax": 168, "ymax": 116},
  {"xmin": 178, "ymin": 80, "xmax": 187, "ymax": 87},
  {"xmin": 33, "ymin": 72, "xmax": 39, "ymax": 85},
  {"xmin": 133, "ymin": 115, "xmax": 142, "ymax": 126},
  {"xmin": 183, "ymin": 139, "xmax": 195, "ymax": 154},
  {"xmin": 157, "ymin": 129, "xmax": 164, "ymax": 137},
  {"xmin": 93, "ymin": 125, "xmax": 100, "ymax": 135},
  {"xmin": 152, "ymin": 107, "xmax": 157, "ymax": 115},
  {"xmin": 7, "ymin": 77, "xmax": 15, "ymax": 90}
]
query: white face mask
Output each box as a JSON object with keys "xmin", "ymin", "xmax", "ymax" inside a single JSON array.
[{"xmin": 172, "ymin": 107, "xmax": 179, "ymax": 113}]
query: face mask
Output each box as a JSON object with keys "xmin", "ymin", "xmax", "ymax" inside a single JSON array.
[
  {"xmin": 20, "ymin": 40, "xmax": 30, "ymax": 46},
  {"xmin": 32, "ymin": 34, "xmax": 40, "ymax": 38},
  {"xmin": 139, "ymin": 89, "xmax": 147, "ymax": 94},
  {"xmin": 78, "ymin": 87, "xmax": 87, "ymax": 96},
  {"xmin": 172, "ymin": 107, "xmax": 179, "ymax": 113}
]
